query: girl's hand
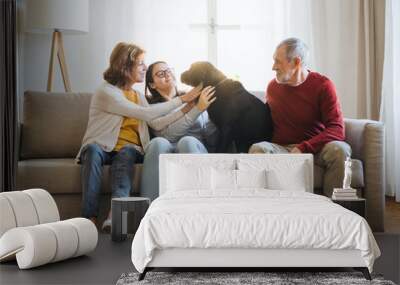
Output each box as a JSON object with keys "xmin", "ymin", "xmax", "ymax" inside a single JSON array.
[
  {"xmin": 180, "ymin": 83, "xmax": 203, "ymax": 103},
  {"xmin": 181, "ymin": 101, "xmax": 196, "ymax": 114},
  {"xmin": 196, "ymin": 86, "xmax": 216, "ymax": 112}
]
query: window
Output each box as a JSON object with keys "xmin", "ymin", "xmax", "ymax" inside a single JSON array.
[{"xmin": 131, "ymin": 0, "xmax": 313, "ymax": 91}]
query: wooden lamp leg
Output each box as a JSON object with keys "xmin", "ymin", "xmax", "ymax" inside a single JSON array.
[
  {"xmin": 47, "ymin": 30, "xmax": 72, "ymax": 92},
  {"xmin": 57, "ymin": 32, "xmax": 72, "ymax": 92},
  {"xmin": 47, "ymin": 31, "xmax": 58, "ymax": 92}
]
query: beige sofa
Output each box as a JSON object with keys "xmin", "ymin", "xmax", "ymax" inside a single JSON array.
[{"xmin": 17, "ymin": 91, "xmax": 385, "ymax": 231}]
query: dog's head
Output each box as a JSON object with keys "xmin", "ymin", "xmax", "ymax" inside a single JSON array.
[{"xmin": 181, "ymin": 61, "xmax": 226, "ymax": 87}]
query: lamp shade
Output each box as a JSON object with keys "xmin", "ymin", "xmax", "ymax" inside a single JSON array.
[{"xmin": 25, "ymin": 0, "xmax": 89, "ymax": 34}]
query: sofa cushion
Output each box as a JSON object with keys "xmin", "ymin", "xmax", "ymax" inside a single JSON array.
[
  {"xmin": 17, "ymin": 159, "xmax": 142, "ymax": 195},
  {"xmin": 20, "ymin": 91, "xmax": 92, "ymax": 159}
]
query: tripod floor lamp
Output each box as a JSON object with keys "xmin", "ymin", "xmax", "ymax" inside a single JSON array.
[{"xmin": 25, "ymin": 0, "xmax": 89, "ymax": 92}]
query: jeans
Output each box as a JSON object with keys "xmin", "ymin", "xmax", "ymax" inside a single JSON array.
[
  {"xmin": 140, "ymin": 136, "xmax": 208, "ymax": 201},
  {"xmin": 249, "ymin": 141, "xmax": 351, "ymax": 196},
  {"xmin": 80, "ymin": 143, "xmax": 144, "ymax": 218}
]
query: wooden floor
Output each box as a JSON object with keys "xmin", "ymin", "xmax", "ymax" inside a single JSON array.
[
  {"xmin": 1, "ymin": 233, "xmax": 399, "ymax": 285},
  {"xmin": 385, "ymin": 196, "xmax": 400, "ymax": 233}
]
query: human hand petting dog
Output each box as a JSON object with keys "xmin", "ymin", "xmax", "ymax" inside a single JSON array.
[
  {"xmin": 290, "ymin": 146, "xmax": 302, "ymax": 153},
  {"xmin": 181, "ymin": 101, "xmax": 196, "ymax": 114},
  {"xmin": 196, "ymin": 86, "xmax": 216, "ymax": 111},
  {"xmin": 180, "ymin": 83, "xmax": 203, "ymax": 103}
]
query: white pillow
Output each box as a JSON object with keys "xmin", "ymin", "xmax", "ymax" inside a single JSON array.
[
  {"xmin": 266, "ymin": 165, "xmax": 307, "ymax": 191},
  {"xmin": 237, "ymin": 158, "xmax": 308, "ymax": 192},
  {"xmin": 236, "ymin": 169, "xmax": 268, "ymax": 189},
  {"xmin": 167, "ymin": 162, "xmax": 212, "ymax": 191},
  {"xmin": 212, "ymin": 168, "xmax": 236, "ymax": 190},
  {"xmin": 211, "ymin": 169, "xmax": 268, "ymax": 190}
]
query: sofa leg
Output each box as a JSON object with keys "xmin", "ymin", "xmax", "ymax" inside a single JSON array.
[{"xmin": 354, "ymin": 267, "xmax": 371, "ymax": 280}]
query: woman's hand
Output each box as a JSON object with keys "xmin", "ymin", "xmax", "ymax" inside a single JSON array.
[
  {"xmin": 181, "ymin": 101, "xmax": 196, "ymax": 114},
  {"xmin": 180, "ymin": 83, "xmax": 203, "ymax": 103},
  {"xmin": 196, "ymin": 86, "xmax": 216, "ymax": 112}
]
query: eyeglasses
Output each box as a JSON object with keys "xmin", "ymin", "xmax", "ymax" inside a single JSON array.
[{"xmin": 154, "ymin": 68, "xmax": 174, "ymax": 78}]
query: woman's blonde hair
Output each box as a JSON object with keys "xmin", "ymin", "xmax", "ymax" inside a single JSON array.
[{"xmin": 103, "ymin": 42, "xmax": 145, "ymax": 87}]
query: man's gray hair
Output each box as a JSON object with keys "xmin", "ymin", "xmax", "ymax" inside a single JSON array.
[{"xmin": 278, "ymin": 38, "xmax": 309, "ymax": 67}]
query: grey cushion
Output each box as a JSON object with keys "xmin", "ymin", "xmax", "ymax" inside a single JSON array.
[
  {"xmin": 344, "ymin": 119, "xmax": 367, "ymax": 160},
  {"xmin": 20, "ymin": 91, "xmax": 92, "ymax": 159},
  {"xmin": 17, "ymin": 159, "xmax": 142, "ymax": 195}
]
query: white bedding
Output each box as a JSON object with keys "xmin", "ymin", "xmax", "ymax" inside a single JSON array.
[{"xmin": 131, "ymin": 190, "xmax": 380, "ymax": 273}]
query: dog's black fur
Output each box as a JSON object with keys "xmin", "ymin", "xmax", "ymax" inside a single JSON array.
[{"xmin": 181, "ymin": 61, "xmax": 273, "ymax": 153}]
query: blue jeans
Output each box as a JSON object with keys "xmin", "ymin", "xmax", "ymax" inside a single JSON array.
[
  {"xmin": 140, "ymin": 136, "xmax": 208, "ymax": 201},
  {"xmin": 80, "ymin": 143, "xmax": 143, "ymax": 218}
]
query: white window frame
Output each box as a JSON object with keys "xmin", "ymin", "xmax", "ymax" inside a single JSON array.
[{"xmin": 189, "ymin": 0, "xmax": 240, "ymax": 66}]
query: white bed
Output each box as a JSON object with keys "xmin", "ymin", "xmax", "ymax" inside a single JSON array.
[{"xmin": 131, "ymin": 154, "xmax": 380, "ymax": 280}]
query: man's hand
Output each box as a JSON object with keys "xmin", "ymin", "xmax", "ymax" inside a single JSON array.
[{"xmin": 290, "ymin": 146, "xmax": 302, "ymax": 153}]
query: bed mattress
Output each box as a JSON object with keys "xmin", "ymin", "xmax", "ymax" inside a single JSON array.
[{"xmin": 131, "ymin": 190, "xmax": 380, "ymax": 273}]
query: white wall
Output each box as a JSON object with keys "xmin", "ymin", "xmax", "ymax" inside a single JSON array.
[
  {"xmin": 17, "ymin": 0, "xmax": 378, "ymax": 119},
  {"xmin": 18, "ymin": 0, "xmax": 138, "ymax": 95}
]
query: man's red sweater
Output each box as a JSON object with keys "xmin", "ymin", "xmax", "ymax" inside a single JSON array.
[{"xmin": 266, "ymin": 71, "xmax": 345, "ymax": 154}]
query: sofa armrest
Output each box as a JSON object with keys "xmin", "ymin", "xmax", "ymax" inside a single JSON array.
[{"xmin": 344, "ymin": 118, "xmax": 385, "ymax": 232}]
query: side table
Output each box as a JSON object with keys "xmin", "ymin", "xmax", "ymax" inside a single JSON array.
[
  {"xmin": 332, "ymin": 197, "xmax": 366, "ymax": 218},
  {"xmin": 111, "ymin": 197, "xmax": 150, "ymax": 242}
]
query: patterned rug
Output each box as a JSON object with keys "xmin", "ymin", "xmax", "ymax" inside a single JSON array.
[{"xmin": 116, "ymin": 271, "xmax": 396, "ymax": 285}]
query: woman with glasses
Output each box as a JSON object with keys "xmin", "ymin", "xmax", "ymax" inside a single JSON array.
[
  {"xmin": 76, "ymin": 44, "xmax": 200, "ymax": 231},
  {"xmin": 140, "ymin": 61, "xmax": 218, "ymax": 201}
]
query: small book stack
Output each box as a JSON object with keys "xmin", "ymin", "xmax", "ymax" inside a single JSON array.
[{"xmin": 332, "ymin": 188, "xmax": 358, "ymax": 200}]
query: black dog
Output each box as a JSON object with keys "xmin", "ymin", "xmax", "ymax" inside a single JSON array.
[{"xmin": 181, "ymin": 61, "xmax": 273, "ymax": 153}]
